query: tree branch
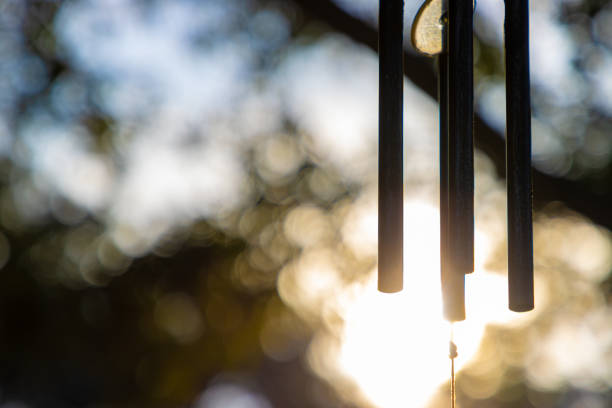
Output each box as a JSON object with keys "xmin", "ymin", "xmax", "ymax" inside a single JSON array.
[{"xmin": 291, "ymin": 0, "xmax": 612, "ymax": 230}]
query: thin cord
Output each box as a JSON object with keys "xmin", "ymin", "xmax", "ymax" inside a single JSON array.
[
  {"xmin": 451, "ymin": 355, "xmax": 455, "ymax": 408},
  {"xmin": 449, "ymin": 324, "xmax": 458, "ymax": 408}
]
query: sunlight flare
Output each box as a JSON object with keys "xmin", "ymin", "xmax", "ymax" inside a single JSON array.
[{"xmin": 306, "ymin": 201, "xmax": 536, "ymax": 408}]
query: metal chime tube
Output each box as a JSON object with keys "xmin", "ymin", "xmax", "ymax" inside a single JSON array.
[
  {"xmin": 439, "ymin": 51, "xmax": 450, "ymax": 316},
  {"xmin": 440, "ymin": 2, "xmax": 466, "ymax": 322},
  {"xmin": 505, "ymin": 0, "xmax": 534, "ymax": 311},
  {"xmin": 440, "ymin": 51, "xmax": 465, "ymax": 321},
  {"xmin": 378, "ymin": 0, "xmax": 404, "ymax": 293},
  {"xmin": 447, "ymin": 0, "xmax": 474, "ymax": 282}
]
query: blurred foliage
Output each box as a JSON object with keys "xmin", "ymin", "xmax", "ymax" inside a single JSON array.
[{"xmin": 0, "ymin": 0, "xmax": 610, "ymax": 408}]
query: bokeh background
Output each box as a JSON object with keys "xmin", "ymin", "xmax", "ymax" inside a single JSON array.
[{"xmin": 0, "ymin": 0, "xmax": 611, "ymax": 407}]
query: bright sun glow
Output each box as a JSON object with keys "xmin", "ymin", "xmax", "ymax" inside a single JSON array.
[{"xmin": 321, "ymin": 201, "xmax": 536, "ymax": 408}]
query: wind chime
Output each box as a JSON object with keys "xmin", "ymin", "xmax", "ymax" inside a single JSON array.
[{"xmin": 378, "ymin": 0, "xmax": 534, "ymax": 404}]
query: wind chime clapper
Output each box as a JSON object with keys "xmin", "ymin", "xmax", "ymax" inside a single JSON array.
[
  {"xmin": 410, "ymin": 0, "xmax": 534, "ymax": 317},
  {"xmin": 378, "ymin": 0, "xmax": 404, "ymax": 293}
]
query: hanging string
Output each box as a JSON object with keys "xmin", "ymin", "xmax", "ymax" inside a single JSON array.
[{"xmin": 449, "ymin": 324, "xmax": 458, "ymax": 408}]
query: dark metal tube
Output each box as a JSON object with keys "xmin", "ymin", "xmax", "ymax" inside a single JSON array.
[
  {"xmin": 505, "ymin": 0, "xmax": 534, "ymax": 311},
  {"xmin": 378, "ymin": 0, "xmax": 404, "ymax": 293},
  {"xmin": 447, "ymin": 0, "xmax": 474, "ymax": 276},
  {"xmin": 440, "ymin": 49, "xmax": 465, "ymax": 322}
]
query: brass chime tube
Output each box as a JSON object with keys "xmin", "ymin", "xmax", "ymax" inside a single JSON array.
[
  {"xmin": 505, "ymin": 0, "xmax": 534, "ymax": 311},
  {"xmin": 378, "ymin": 0, "xmax": 404, "ymax": 293}
]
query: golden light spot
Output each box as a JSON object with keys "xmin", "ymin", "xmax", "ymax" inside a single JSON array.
[{"xmin": 155, "ymin": 292, "xmax": 204, "ymax": 343}]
